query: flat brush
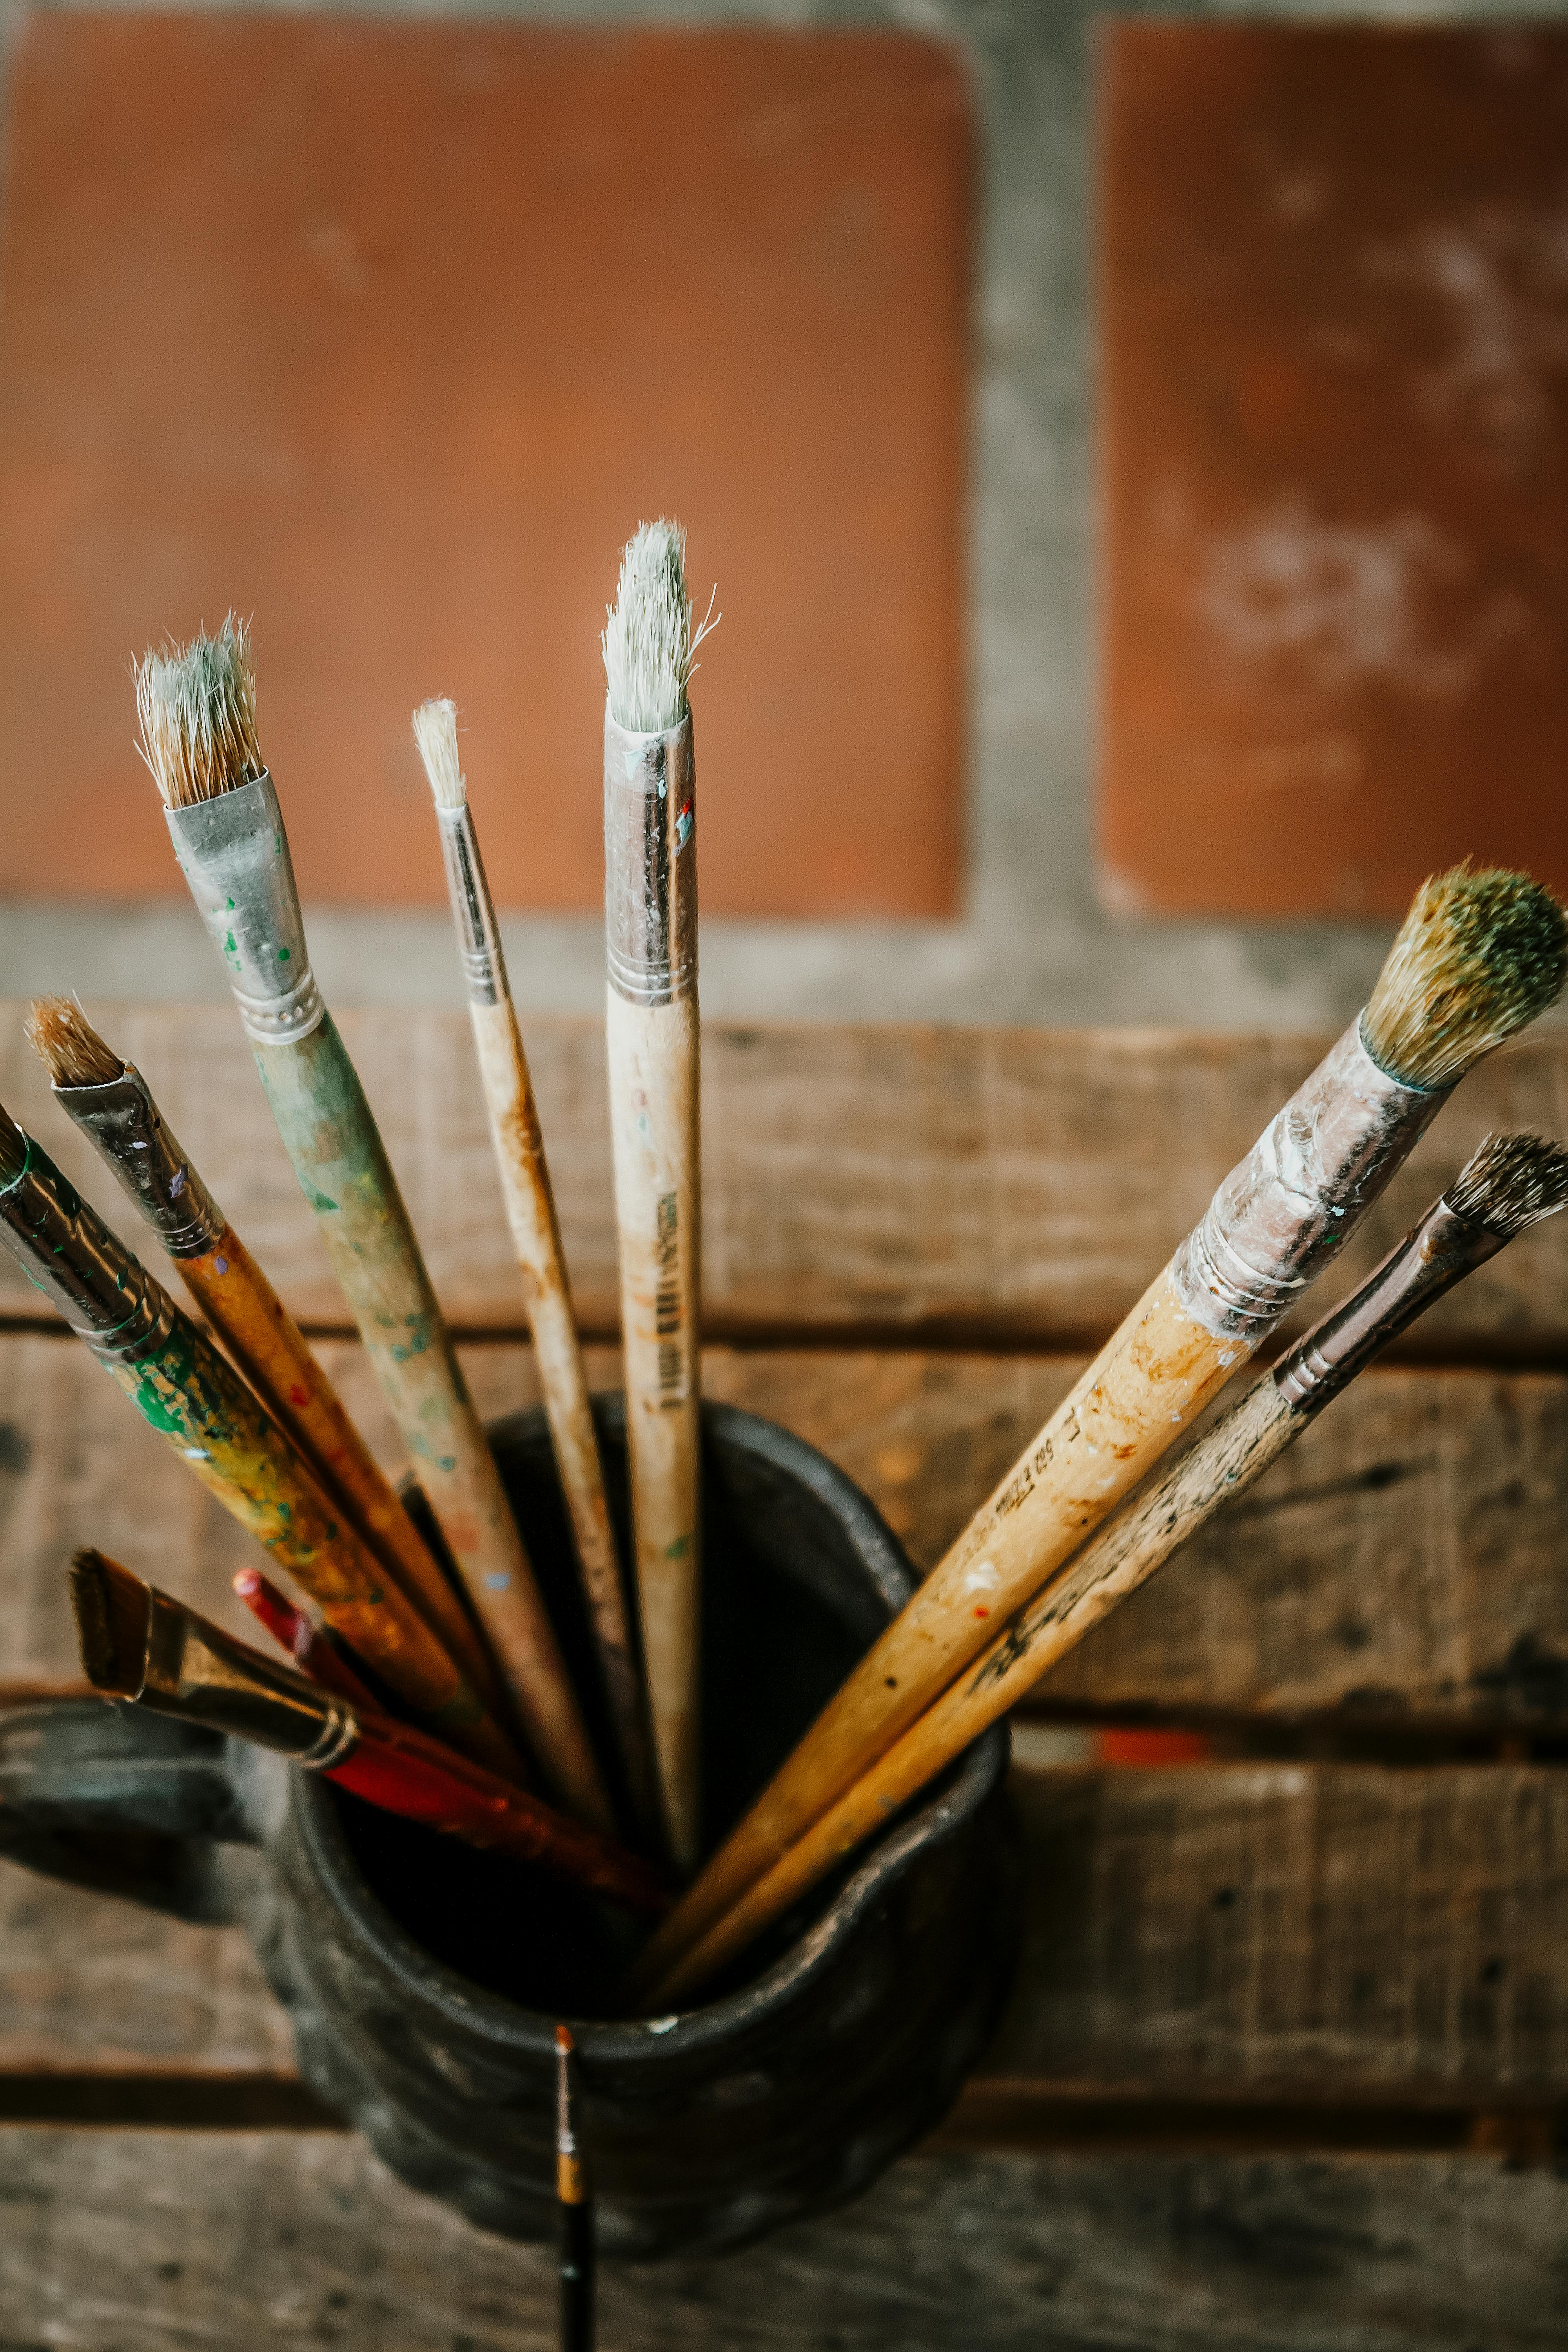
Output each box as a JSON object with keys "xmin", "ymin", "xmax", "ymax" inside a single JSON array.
[
  {"xmin": 138, "ymin": 617, "xmax": 610, "ymax": 1832},
  {"xmin": 0, "ymin": 1100, "xmax": 509, "ymax": 1772},
  {"xmin": 603, "ymin": 524, "xmax": 715, "ymax": 1870},
  {"xmin": 644, "ymin": 1129, "xmax": 1568, "ymax": 2003},
  {"xmin": 415, "ymin": 701, "xmax": 657, "ymax": 1837},
  {"xmin": 27, "ymin": 995, "xmax": 505, "ymax": 1730},
  {"xmin": 70, "ymin": 1552, "xmax": 668, "ymax": 1916},
  {"xmin": 233, "ymin": 1566, "xmax": 377, "ymax": 1707},
  {"xmin": 632, "ymin": 862, "xmax": 1568, "ymax": 1993}
]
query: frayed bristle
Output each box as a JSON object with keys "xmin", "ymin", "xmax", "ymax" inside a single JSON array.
[
  {"xmin": 134, "ymin": 614, "xmax": 262, "ymax": 809},
  {"xmin": 412, "ymin": 699, "xmax": 466, "ymax": 812},
  {"xmin": 1361, "ymin": 864, "xmax": 1568, "ymax": 1091},
  {"xmin": 602, "ymin": 519, "xmax": 719, "ymax": 733},
  {"xmin": 67, "ymin": 1549, "xmax": 151, "ymax": 1697},
  {"xmin": 1444, "ymin": 1129, "xmax": 1568, "ymax": 1238},
  {"xmin": 0, "ymin": 1101, "xmax": 29, "ymax": 1189},
  {"xmin": 25, "ymin": 997, "xmax": 124, "ymax": 1089}
]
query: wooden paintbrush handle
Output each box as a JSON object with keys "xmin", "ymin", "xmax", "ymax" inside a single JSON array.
[
  {"xmin": 178, "ymin": 1221, "xmax": 506, "ymax": 1722},
  {"xmin": 645, "ymin": 1376, "xmax": 1297, "ymax": 2003},
  {"xmin": 606, "ymin": 987, "xmax": 702, "ymax": 1870},
  {"xmin": 468, "ymin": 996, "xmax": 659, "ymax": 1834},
  {"xmin": 254, "ymin": 1014, "xmax": 613, "ymax": 1833},
  {"xmin": 630, "ymin": 1266, "xmax": 1240, "ymax": 1988},
  {"xmin": 98, "ymin": 1310, "xmax": 517, "ymax": 1777}
]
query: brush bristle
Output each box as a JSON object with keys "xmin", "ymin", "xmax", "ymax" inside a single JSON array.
[
  {"xmin": 134, "ymin": 614, "xmax": 263, "ymax": 809},
  {"xmin": 68, "ymin": 1549, "xmax": 151, "ymax": 1697},
  {"xmin": 412, "ymin": 699, "xmax": 466, "ymax": 811},
  {"xmin": 1361, "ymin": 865, "xmax": 1568, "ymax": 1091},
  {"xmin": 602, "ymin": 519, "xmax": 718, "ymax": 733},
  {"xmin": 1444, "ymin": 1129, "xmax": 1568, "ymax": 1238},
  {"xmin": 0, "ymin": 1102, "xmax": 28, "ymax": 1189},
  {"xmin": 25, "ymin": 997, "xmax": 125, "ymax": 1089}
]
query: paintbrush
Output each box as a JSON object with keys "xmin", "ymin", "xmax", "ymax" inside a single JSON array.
[
  {"xmin": 554, "ymin": 2024, "xmax": 594, "ymax": 2352},
  {"xmin": 630, "ymin": 864, "xmax": 1568, "ymax": 1994},
  {"xmin": 602, "ymin": 524, "xmax": 716, "ymax": 1871},
  {"xmin": 0, "ymin": 1098, "xmax": 510, "ymax": 1770},
  {"xmin": 27, "ymin": 994, "xmax": 505, "ymax": 1728},
  {"xmin": 414, "ymin": 701, "xmax": 657, "ymax": 1837},
  {"xmin": 137, "ymin": 617, "xmax": 611, "ymax": 1832},
  {"xmin": 70, "ymin": 1551, "xmax": 668, "ymax": 1915},
  {"xmin": 641, "ymin": 1129, "xmax": 1568, "ymax": 2002},
  {"xmin": 233, "ymin": 1566, "xmax": 378, "ymax": 1708}
]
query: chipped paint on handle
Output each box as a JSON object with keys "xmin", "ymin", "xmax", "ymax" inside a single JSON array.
[
  {"xmin": 178, "ymin": 1220, "xmax": 511, "ymax": 1736},
  {"xmin": 48, "ymin": 1065, "xmax": 510, "ymax": 1747},
  {"xmin": 253, "ymin": 1011, "xmax": 612, "ymax": 1832},
  {"xmin": 0, "ymin": 1127, "xmax": 509, "ymax": 1771}
]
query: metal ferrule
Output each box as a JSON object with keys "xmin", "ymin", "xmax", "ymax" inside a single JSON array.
[
  {"xmin": 1170, "ymin": 1021, "xmax": 1448, "ymax": 1341},
  {"xmin": 436, "ymin": 804, "xmax": 506, "ymax": 1007},
  {"xmin": 604, "ymin": 708, "xmax": 697, "ymax": 1006},
  {"xmin": 0, "ymin": 1133, "xmax": 179, "ymax": 1363},
  {"xmin": 137, "ymin": 1584, "xmax": 362, "ymax": 1768},
  {"xmin": 164, "ymin": 771, "xmax": 325, "ymax": 1045},
  {"xmin": 1274, "ymin": 1198, "xmax": 1504, "ymax": 1410},
  {"xmin": 53, "ymin": 1068, "xmax": 223, "ymax": 1258}
]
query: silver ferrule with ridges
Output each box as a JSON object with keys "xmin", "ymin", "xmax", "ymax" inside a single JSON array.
[
  {"xmin": 0, "ymin": 1133, "xmax": 179, "ymax": 1363},
  {"xmin": 1171, "ymin": 1022, "xmax": 1448, "ymax": 1341},
  {"xmin": 139, "ymin": 1584, "xmax": 362, "ymax": 1765},
  {"xmin": 436, "ymin": 804, "xmax": 505, "ymax": 1007},
  {"xmin": 1274, "ymin": 1198, "xmax": 1504, "ymax": 1410},
  {"xmin": 54, "ymin": 1068, "xmax": 223, "ymax": 1258},
  {"xmin": 604, "ymin": 708, "xmax": 697, "ymax": 1006},
  {"xmin": 164, "ymin": 771, "xmax": 324, "ymax": 1045}
]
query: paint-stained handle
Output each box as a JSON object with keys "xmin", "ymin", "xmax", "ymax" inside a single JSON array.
[
  {"xmin": 253, "ymin": 1013, "xmax": 612, "ymax": 1832},
  {"xmin": 177, "ymin": 1222, "xmax": 506, "ymax": 1723}
]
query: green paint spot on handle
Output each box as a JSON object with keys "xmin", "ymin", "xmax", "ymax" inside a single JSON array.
[
  {"xmin": 133, "ymin": 1378, "xmax": 185, "ymax": 1436},
  {"xmin": 278, "ymin": 946, "xmax": 290, "ymax": 963}
]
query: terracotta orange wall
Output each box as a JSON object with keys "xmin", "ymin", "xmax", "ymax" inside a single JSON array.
[
  {"xmin": 0, "ymin": 15, "xmax": 970, "ymax": 916},
  {"xmin": 1100, "ymin": 22, "xmax": 1568, "ymax": 920}
]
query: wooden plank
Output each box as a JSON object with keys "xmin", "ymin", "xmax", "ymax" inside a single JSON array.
[
  {"xmin": 5, "ymin": 1330, "xmax": 1566, "ymax": 1728},
  {"xmin": 5, "ymin": 1762, "xmax": 1566, "ymax": 2105},
  {"xmin": 0, "ymin": 2128, "xmax": 1563, "ymax": 2349},
  {"xmin": 989, "ymin": 1764, "xmax": 1568, "ymax": 2102},
  {"xmin": 3, "ymin": 1008, "xmax": 1568, "ymax": 1350}
]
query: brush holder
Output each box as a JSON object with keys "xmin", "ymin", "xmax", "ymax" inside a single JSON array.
[{"xmin": 0, "ymin": 1399, "xmax": 1019, "ymax": 2261}]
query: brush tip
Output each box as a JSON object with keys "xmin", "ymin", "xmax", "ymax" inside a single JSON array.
[
  {"xmin": 1361, "ymin": 864, "xmax": 1568, "ymax": 1091},
  {"xmin": 24, "ymin": 996, "xmax": 125, "ymax": 1090},
  {"xmin": 602, "ymin": 519, "xmax": 718, "ymax": 733},
  {"xmin": 412, "ymin": 698, "xmax": 466, "ymax": 811},
  {"xmin": 67, "ymin": 1548, "xmax": 151, "ymax": 1698},
  {"xmin": 1445, "ymin": 1129, "xmax": 1568, "ymax": 1238},
  {"xmin": 134, "ymin": 613, "xmax": 262, "ymax": 810}
]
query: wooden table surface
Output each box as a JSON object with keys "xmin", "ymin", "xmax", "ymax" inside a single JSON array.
[{"xmin": 3, "ymin": 1007, "xmax": 1566, "ymax": 2348}]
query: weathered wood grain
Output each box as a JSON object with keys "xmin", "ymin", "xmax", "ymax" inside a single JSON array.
[
  {"xmin": 3, "ymin": 1007, "xmax": 1568, "ymax": 1350},
  {"xmin": 5, "ymin": 1763, "xmax": 1565, "ymax": 2104},
  {"xmin": 0, "ymin": 2128, "xmax": 1562, "ymax": 2350},
  {"xmin": 993, "ymin": 1765, "xmax": 1568, "ymax": 2100},
  {"xmin": 5, "ymin": 1332, "xmax": 1566, "ymax": 1728}
]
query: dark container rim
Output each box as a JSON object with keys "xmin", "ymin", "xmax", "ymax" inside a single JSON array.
[{"xmin": 293, "ymin": 1396, "xmax": 1009, "ymax": 2064}]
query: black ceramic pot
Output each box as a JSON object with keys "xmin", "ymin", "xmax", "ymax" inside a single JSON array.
[{"xmin": 0, "ymin": 1399, "xmax": 1020, "ymax": 2260}]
